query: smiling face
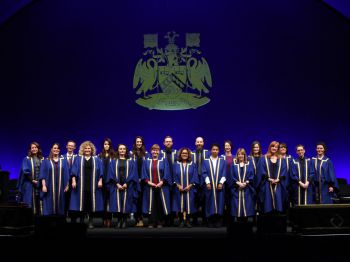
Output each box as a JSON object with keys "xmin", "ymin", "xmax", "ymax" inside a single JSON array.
[
  {"xmin": 180, "ymin": 149, "xmax": 189, "ymax": 161},
  {"xmin": 151, "ymin": 148, "xmax": 160, "ymax": 159},
  {"xmin": 51, "ymin": 144, "xmax": 60, "ymax": 157},
  {"xmin": 211, "ymin": 146, "xmax": 219, "ymax": 158},
  {"xmin": 31, "ymin": 144, "xmax": 38, "ymax": 155},
  {"xmin": 224, "ymin": 142, "xmax": 231, "ymax": 153},
  {"xmin": 296, "ymin": 146, "xmax": 305, "ymax": 158},
  {"xmin": 103, "ymin": 141, "xmax": 110, "ymax": 151},
  {"xmin": 164, "ymin": 137, "xmax": 173, "ymax": 150},
  {"xmin": 66, "ymin": 141, "xmax": 76, "ymax": 154},
  {"xmin": 84, "ymin": 146, "xmax": 92, "ymax": 156},
  {"xmin": 195, "ymin": 137, "xmax": 204, "ymax": 150},
  {"xmin": 316, "ymin": 145, "xmax": 325, "ymax": 156},
  {"xmin": 136, "ymin": 138, "xmax": 142, "ymax": 149},
  {"xmin": 118, "ymin": 145, "xmax": 126, "ymax": 158}
]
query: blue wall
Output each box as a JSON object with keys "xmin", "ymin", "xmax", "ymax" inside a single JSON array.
[{"xmin": 0, "ymin": 0, "xmax": 349, "ymax": 181}]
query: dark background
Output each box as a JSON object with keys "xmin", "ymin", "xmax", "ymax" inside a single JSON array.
[{"xmin": 0, "ymin": 0, "xmax": 349, "ymax": 181}]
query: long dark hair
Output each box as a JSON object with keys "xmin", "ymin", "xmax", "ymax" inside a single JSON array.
[
  {"xmin": 132, "ymin": 136, "xmax": 146, "ymax": 158},
  {"xmin": 48, "ymin": 143, "xmax": 60, "ymax": 159},
  {"xmin": 98, "ymin": 138, "xmax": 115, "ymax": 159},
  {"xmin": 250, "ymin": 140, "xmax": 262, "ymax": 157},
  {"xmin": 27, "ymin": 141, "xmax": 43, "ymax": 159}
]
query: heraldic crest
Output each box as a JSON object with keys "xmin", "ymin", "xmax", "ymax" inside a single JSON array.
[{"xmin": 133, "ymin": 31, "xmax": 212, "ymax": 110}]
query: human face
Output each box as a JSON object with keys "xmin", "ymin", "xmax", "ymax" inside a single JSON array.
[
  {"xmin": 136, "ymin": 138, "xmax": 142, "ymax": 149},
  {"xmin": 31, "ymin": 144, "xmax": 38, "ymax": 155},
  {"xmin": 195, "ymin": 137, "xmax": 204, "ymax": 150},
  {"xmin": 118, "ymin": 145, "xmax": 126, "ymax": 158},
  {"xmin": 316, "ymin": 145, "xmax": 325, "ymax": 156},
  {"xmin": 211, "ymin": 146, "xmax": 219, "ymax": 158},
  {"xmin": 151, "ymin": 148, "xmax": 160, "ymax": 159},
  {"xmin": 279, "ymin": 145, "xmax": 287, "ymax": 156},
  {"xmin": 224, "ymin": 143, "xmax": 231, "ymax": 153},
  {"xmin": 51, "ymin": 144, "xmax": 60, "ymax": 157},
  {"xmin": 66, "ymin": 142, "xmax": 76, "ymax": 154},
  {"xmin": 103, "ymin": 141, "xmax": 110, "ymax": 151},
  {"xmin": 84, "ymin": 146, "xmax": 92, "ymax": 156},
  {"xmin": 296, "ymin": 146, "xmax": 305, "ymax": 158},
  {"xmin": 237, "ymin": 152, "xmax": 245, "ymax": 162},
  {"xmin": 164, "ymin": 137, "xmax": 173, "ymax": 149},
  {"xmin": 270, "ymin": 144, "xmax": 279, "ymax": 154},
  {"xmin": 253, "ymin": 144, "xmax": 260, "ymax": 155},
  {"xmin": 180, "ymin": 149, "xmax": 189, "ymax": 161}
]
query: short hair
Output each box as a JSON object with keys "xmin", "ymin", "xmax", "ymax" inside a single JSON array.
[
  {"xmin": 164, "ymin": 136, "xmax": 173, "ymax": 141},
  {"xmin": 295, "ymin": 144, "xmax": 305, "ymax": 150},
  {"xmin": 151, "ymin": 144, "xmax": 160, "ymax": 151},
  {"xmin": 211, "ymin": 143, "xmax": 220, "ymax": 150},
  {"xmin": 316, "ymin": 141, "xmax": 327, "ymax": 152},
  {"xmin": 67, "ymin": 140, "xmax": 76, "ymax": 146},
  {"xmin": 223, "ymin": 140, "xmax": 233, "ymax": 150},
  {"xmin": 177, "ymin": 147, "xmax": 192, "ymax": 162},
  {"xmin": 79, "ymin": 141, "xmax": 96, "ymax": 156}
]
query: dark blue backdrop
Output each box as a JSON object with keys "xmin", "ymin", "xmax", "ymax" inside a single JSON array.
[{"xmin": 0, "ymin": 0, "xmax": 349, "ymax": 181}]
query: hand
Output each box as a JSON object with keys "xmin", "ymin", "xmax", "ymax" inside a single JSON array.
[
  {"xmin": 72, "ymin": 179, "xmax": 77, "ymax": 189},
  {"xmin": 64, "ymin": 185, "xmax": 69, "ymax": 192},
  {"xmin": 329, "ymin": 187, "xmax": 334, "ymax": 193},
  {"xmin": 177, "ymin": 184, "xmax": 184, "ymax": 192},
  {"xmin": 156, "ymin": 181, "xmax": 164, "ymax": 188},
  {"xmin": 268, "ymin": 178, "xmax": 274, "ymax": 183},
  {"xmin": 42, "ymin": 185, "xmax": 47, "ymax": 193},
  {"xmin": 274, "ymin": 178, "xmax": 280, "ymax": 184},
  {"xmin": 304, "ymin": 181, "xmax": 309, "ymax": 188},
  {"xmin": 206, "ymin": 183, "xmax": 211, "ymax": 190},
  {"xmin": 122, "ymin": 183, "xmax": 128, "ymax": 189},
  {"xmin": 32, "ymin": 180, "xmax": 38, "ymax": 185},
  {"xmin": 148, "ymin": 181, "xmax": 156, "ymax": 188},
  {"xmin": 217, "ymin": 183, "xmax": 223, "ymax": 190},
  {"xmin": 117, "ymin": 184, "xmax": 124, "ymax": 190},
  {"xmin": 98, "ymin": 178, "xmax": 103, "ymax": 189}
]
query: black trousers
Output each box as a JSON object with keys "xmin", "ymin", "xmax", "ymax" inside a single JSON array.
[{"xmin": 149, "ymin": 188, "xmax": 164, "ymax": 226}]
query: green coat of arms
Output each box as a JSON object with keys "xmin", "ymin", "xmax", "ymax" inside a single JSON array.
[{"xmin": 133, "ymin": 31, "xmax": 212, "ymax": 110}]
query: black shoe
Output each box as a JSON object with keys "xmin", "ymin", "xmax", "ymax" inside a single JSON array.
[
  {"xmin": 121, "ymin": 219, "xmax": 126, "ymax": 229},
  {"xmin": 88, "ymin": 222, "xmax": 94, "ymax": 229},
  {"xmin": 179, "ymin": 221, "xmax": 184, "ymax": 228}
]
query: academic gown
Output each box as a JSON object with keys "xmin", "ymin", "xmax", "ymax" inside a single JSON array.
[
  {"xmin": 108, "ymin": 159, "xmax": 138, "ymax": 214},
  {"xmin": 227, "ymin": 160, "xmax": 255, "ymax": 217},
  {"xmin": 201, "ymin": 158, "xmax": 227, "ymax": 217},
  {"xmin": 255, "ymin": 156, "xmax": 288, "ymax": 213},
  {"xmin": 69, "ymin": 156, "xmax": 104, "ymax": 212},
  {"xmin": 141, "ymin": 158, "xmax": 171, "ymax": 215},
  {"xmin": 312, "ymin": 156, "xmax": 339, "ymax": 204},
  {"xmin": 290, "ymin": 157, "xmax": 314, "ymax": 205},
  {"xmin": 39, "ymin": 158, "xmax": 70, "ymax": 215},
  {"xmin": 172, "ymin": 161, "xmax": 199, "ymax": 214},
  {"xmin": 18, "ymin": 156, "xmax": 44, "ymax": 215}
]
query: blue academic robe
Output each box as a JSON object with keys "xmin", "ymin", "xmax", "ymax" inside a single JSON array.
[
  {"xmin": 172, "ymin": 161, "xmax": 199, "ymax": 214},
  {"xmin": 107, "ymin": 159, "xmax": 138, "ymax": 214},
  {"xmin": 141, "ymin": 158, "xmax": 171, "ymax": 215},
  {"xmin": 39, "ymin": 158, "xmax": 70, "ymax": 215},
  {"xmin": 69, "ymin": 156, "xmax": 104, "ymax": 212},
  {"xmin": 227, "ymin": 160, "xmax": 255, "ymax": 217},
  {"xmin": 312, "ymin": 156, "xmax": 339, "ymax": 204},
  {"xmin": 63, "ymin": 153, "xmax": 77, "ymax": 174},
  {"xmin": 161, "ymin": 149, "xmax": 177, "ymax": 183},
  {"xmin": 201, "ymin": 157, "xmax": 227, "ymax": 217},
  {"xmin": 18, "ymin": 156, "xmax": 44, "ymax": 215},
  {"xmin": 255, "ymin": 156, "xmax": 288, "ymax": 213},
  {"xmin": 290, "ymin": 157, "xmax": 314, "ymax": 205}
]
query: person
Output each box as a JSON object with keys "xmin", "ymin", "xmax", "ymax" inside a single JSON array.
[
  {"xmin": 221, "ymin": 140, "xmax": 234, "ymax": 225},
  {"xmin": 130, "ymin": 136, "xmax": 148, "ymax": 227},
  {"xmin": 255, "ymin": 141, "xmax": 288, "ymax": 214},
  {"xmin": 227, "ymin": 148, "xmax": 255, "ymax": 220},
  {"xmin": 290, "ymin": 144, "xmax": 314, "ymax": 205},
  {"xmin": 278, "ymin": 142, "xmax": 293, "ymax": 208},
  {"xmin": 312, "ymin": 142, "xmax": 339, "ymax": 204},
  {"xmin": 142, "ymin": 144, "xmax": 171, "ymax": 228},
  {"xmin": 172, "ymin": 147, "xmax": 199, "ymax": 227},
  {"xmin": 98, "ymin": 138, "xmax": 115, "ymax": 228},
  {"xmin": 39, "ymin": 143, "xmax": 70, "ymax": 216},
  {"xmin": 191, "ymin": 136, "xmax": 210, "ymax": 226},
  {"xmin": 247, "ymin": 141, "xmax": 262, "ymax": 178},
  {"xmin": 70, "ymin": 141, "xmax": 103, "ymax": 228},
  {"xmin": 108, "ymin": 144, "xmax": 138, "ymax": 229},
  {"xmin": 202, "ymin": 143, "xmax": 227, "ymax": 227},
  {"xmin": 18, "ymin": 142, "xmax": 44, "ymax": 215},
  {"xmin": 63, "ymin": 140, "xmax": 77, "ymax": 219},
  {"xmin": 160, "ymin": 136, "xmax": 177, "ymax": 226}
]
